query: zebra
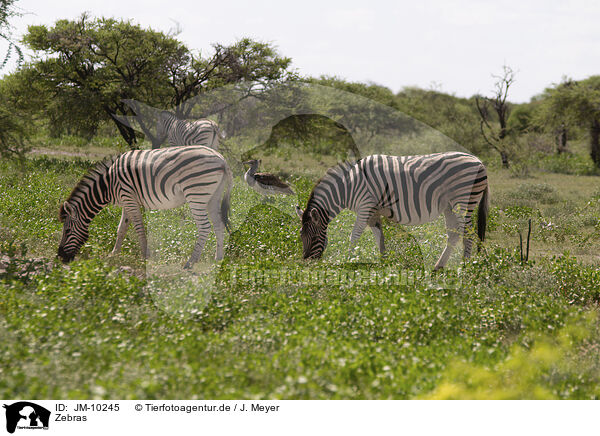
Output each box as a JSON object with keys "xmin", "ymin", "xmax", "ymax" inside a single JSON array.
[
  {"xmin": 295, "ymin": 152, "xmax": 490, "ymax": 270},
  {"xmin": 58, "ymin": 146, "xmax": 232, "ymax": 268},
  {"xmin": 155, "ymin": 111, "xmax": 221, "ymax": 149}
]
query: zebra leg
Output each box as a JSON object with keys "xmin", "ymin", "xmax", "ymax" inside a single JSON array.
[
  {"xmin": 434, "ymin": 209, "xmax": 462, "ymax": 270},
  {"xmin": 205, "ymin": 169, "xmax": 229, "ymax": 261},
  {"xmin": 207, "ymin": 202, "xmax": 225, "ymax": 261},
  {"xmin": 349, "ymin": 207, "xmax": 376, "ymax": 252},
  {"xmin": 210, "ymin": 129, "xmax": 219, "ymax": 151},
  {"xmin": 111, "ymin": 210, "xmax": 130, "ymax": 255},
  {"xmin": 463, "ymin": 215, "xmax": 475, "ymax": 259},
  {"xmin": 368, "ymin": 214, "xmax": 385, "ymax": 254},
  {"xmin": 185, "ymin": 206, "xmax": 211, "ymax": 269},
  {"xmin": 123, "ymin": 203, "xmax": 150, "ymax": 259}
]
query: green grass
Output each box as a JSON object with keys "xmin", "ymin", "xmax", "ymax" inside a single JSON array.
[
  {"xmin": 1, "ymin": 152, "xmax": 600, "ymax": 399},
  {"xmin": 486, "ymin": 169, "xmax": 600, "ymax": 264}
]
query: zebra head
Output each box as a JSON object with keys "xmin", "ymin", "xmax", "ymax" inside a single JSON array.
[
  {"xmin": 58, "ymin": 201, "xmax": 90, "ymax": 263},
  {"xmin": 296, "ymin": 205, "xmax": 328, "ymax": 259},
  {"xmin": 155, "ymin": 111, "xmax": 174, "ymax": 145}
]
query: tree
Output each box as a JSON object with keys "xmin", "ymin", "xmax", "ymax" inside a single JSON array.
[
  {"xmin": 311, "ymin": 76, "xmax": 413, "ymax": 144},
  {"xmin": 536, "ymin": 77, "xmax": 600, "ymax": 164},
  {"xmin": 253, "ymin": 113, "xmax": 361, "ymax": 160},
  {"xmin": 533, "ymin": 79, "xmax": 575, "ymax": 154},
  {"xmin": 507, "ymin": 104, "xmax": 535, "ymax": 135},
  {"xmin": 396, "ymin": 87, "xmax": 483, "ymax": 154},
  {"xmin": 476, "ymin": 65, "xmax": 516, "ymax": 168},
  {"xmin": 22, "ymin": 14, "xmax": 293, "ymax": 148},
  {"xmin": 0, "ymin": 98, "xmax": 29, "ymax": 159},
  {"xmin": 121, "ymin": 38, "xmax": 296, "ymax": 148},
  {"xmin": 0, "ymin": 0, "xmax": 23, "ymax": 69},
  {"xmin": 23, "ymin": 15, "xmax": 184, "ymax": 145},
  {"xmin": 168, "ymin": 38, "xmax": 294, "ymax": 118},
  {"xmin": 0, "ymin": 0, "xmax": 27, "ymax": 159}
]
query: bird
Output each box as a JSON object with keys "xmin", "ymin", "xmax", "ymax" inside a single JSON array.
[{"xmin": 243, "ymin": 159, "xmax": 295, "ymax": 197}]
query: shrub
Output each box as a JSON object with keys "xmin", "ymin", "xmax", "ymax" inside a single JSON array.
[
  {"xmin": 510, "ymin": 183, "xmax": 561, "ymax": 204},
  {"xmin": 537, "ymin": 152, "xmax": 599, "ymax": 176},
  {"xmin": 424, "ymin": 313, "xmax": 600, "ymax": 399}
]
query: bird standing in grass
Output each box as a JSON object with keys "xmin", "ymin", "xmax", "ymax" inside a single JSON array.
[{"xmin": 243, "ymin": 159, "xmax": 295, "ymax": 197}]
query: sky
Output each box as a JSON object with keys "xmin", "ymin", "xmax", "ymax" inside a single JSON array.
[{"xmin": 1, "ymin": 0, "xmax": 599, "ymax": 102}]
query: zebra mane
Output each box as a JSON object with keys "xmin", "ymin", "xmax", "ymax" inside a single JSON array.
[
  {"xmin": 65, "ymin": 157, "xmax": 117, "ymax": 204},
  {"xmin": 303, "ymin": 159, "xmax": 358, "ymax": 221}
]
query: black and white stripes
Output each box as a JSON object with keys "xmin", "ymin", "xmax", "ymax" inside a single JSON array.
[
  {"xmin": 156, "ymin": 111, "xmax": 221, "ymax": 149},
  {"xmin": 58, "ymin": 146, "xmax": 232, "ymax": 268},
  {"xmin": 296, "ymin": 152, "xmax": 490, "ymax": 269}
]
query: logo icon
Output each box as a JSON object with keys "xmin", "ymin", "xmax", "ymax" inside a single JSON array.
[{"xmin": 3, "ymin": 402, "xmax": 50, "ymax": 434}]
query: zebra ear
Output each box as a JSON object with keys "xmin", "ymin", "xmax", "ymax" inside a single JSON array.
[
  {"xmin": 295, "ymin": 206, "xmax": 304, "ymax": 220},
  {"xmin": 63, "ymin": 202, "xmax": 76, "ymax": 219},
  {"xmin": 309, "ymin": 208, "xmax": 320, "ymax": 223}
]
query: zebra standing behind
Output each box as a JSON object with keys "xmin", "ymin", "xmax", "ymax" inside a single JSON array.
[
  {"xmin": 296, "ymin": 152, "xmax": 490, "ymax": 270},
  {"xmin": 155, "ymin": 111, "xmax": 221, "ymax": 149},
  {"xmin": 58, "ymin": 146, "xmax": 232, "ymax": 268}
]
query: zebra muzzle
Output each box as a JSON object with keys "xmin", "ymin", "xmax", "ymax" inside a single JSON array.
[{"xmin": 57, "ymin": 246, "xmax": 75, "ymax": 263}]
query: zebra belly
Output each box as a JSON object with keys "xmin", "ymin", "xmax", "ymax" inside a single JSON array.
[
  {"xmin": 142, "ymin": 193, "xmax": 186, "ymax": 210},
  {"xmin": 115, "ymin": 187, "xmax": 186, "ymax": 211},
  {"xmin": 385, "ymin": 201, "xmax": 444, "ymax": 226},
  {"xmin": 111, "ymin": 146, "xmax": 225, "ymax": 213}
]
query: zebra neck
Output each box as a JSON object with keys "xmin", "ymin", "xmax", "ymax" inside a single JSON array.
[
  {"xmin": 309, "ymin": 164, "xmax": 354, "ymax": 219},
  {"xmin": 310, "ymin": 190, "xmax": 344, "ymax": 222},
  {"xmin": 78, "ymin": 173, "xmax": 113, "ymax": 222}
]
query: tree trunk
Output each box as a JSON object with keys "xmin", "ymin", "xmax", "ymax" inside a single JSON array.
[
  {"xmin": 556, "ymin": 125, "xmax": 568, "ymax": 154},
  {"xmin": 106, "ymin": 108, "xmax": 137, "ymax": 149},
  {"xmin": 112, "ymin": 117, "xmax": 138, "ymax": 149},
  {"xmin": 500, "ymin": 150, "xmax": 509, "ymax": 168},
  {"xmin": 498, "ymin": 124, "xmax": 507, "ymax": 140},
  {"xmin": 591, "ymin": 119, "xmax": 600, "ymax": 167},
  {"xmin": 121, "ymin": 100, "xmax": 159, "ymax": 148}
]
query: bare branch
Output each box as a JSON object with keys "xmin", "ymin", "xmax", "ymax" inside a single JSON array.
[{"xmin": 476, "ymin": 66, "xmax": 516, "ymax": 167}]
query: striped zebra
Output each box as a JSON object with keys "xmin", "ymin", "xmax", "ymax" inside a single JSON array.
[
  {"xmin": 295, "ymin": 152, "xmax": 490, "ymax": 270},
  {"xmin": 58, "ymin": 146, "xmax": 232, "ymax": 268},
  {"xmin": 156, "ymin": 111, "xmax": 221, "ymax": 149}
]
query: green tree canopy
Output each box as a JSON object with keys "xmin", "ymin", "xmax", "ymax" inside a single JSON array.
[
  {"xmin": 0, "ymin": 0, "xmax": 22, "ymax": 69},
  {"xmin": 0, "ymin": 0, "xmax": 26, "ymax": 159},
  {"xmin": 310, "ymin": 76, "xmax": 414, "ymax": 144},
  {"xmin": 537, "ymin": 77, "xmax": 600, "ymax": 165},
  {"xmin": 22, "ymin": 14, "xmax": 294, "ymax": 147}
]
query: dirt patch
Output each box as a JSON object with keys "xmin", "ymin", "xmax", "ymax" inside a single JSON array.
[
  {"xmin": 0, "ymin": 255, "xmax": 55, "ymax": 281},
  {"xmin": 0, "ymin": 254, "xmax": 144, "ymax": 282},
  {"xmin": 29, "ymin": 148, "xmax": 117, "ymax": 160}
]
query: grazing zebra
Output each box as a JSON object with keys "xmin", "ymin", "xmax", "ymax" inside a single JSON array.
[
  {"xmin": 58, "ymin": 146, "xmax": 232, "ymax": 268},
  {"xmin": 155, "ymin": 111, "xmax": 221, "ymax": 149},
  {"xmin": 296, "ymin": 152, "xmax": 490, "ymax": 270}
]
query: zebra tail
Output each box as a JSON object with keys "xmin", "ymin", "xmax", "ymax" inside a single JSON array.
[
  {"xmin": 221, "ymin": 164, "xmax": 233, "ymax": 233},
  {"xmin": 477, "ymin": 184, "xmax": 490, "ymax": 248}
]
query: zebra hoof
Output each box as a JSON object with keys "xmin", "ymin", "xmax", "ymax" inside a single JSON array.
[{"xmin": 184, "ymin": 258, "xmax": 199, "ymax": 269}]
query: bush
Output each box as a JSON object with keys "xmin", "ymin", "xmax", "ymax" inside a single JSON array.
[
  {"xmin": 424, "ymin": 313, "xmax": 600, "ymax": 399},
  {"xmin": 537, "ymin": 152, "xmax": 599, "ymax": 176},
  {"xmin": 0, "ymin": 104, "xmax": 30, "ymax": 159},
  {"xmin": 511, "ymin": 183, "xmax": 561, "ymax": 204}
]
